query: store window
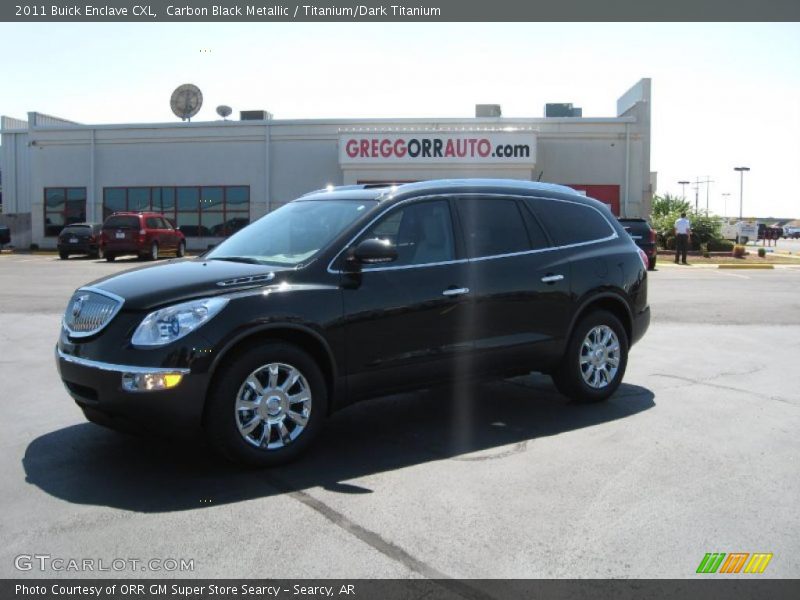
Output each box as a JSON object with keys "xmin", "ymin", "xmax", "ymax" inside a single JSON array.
[
  {"xmin": 44, "ymin": 187, "xmax": 86, "ymax": 237},
  {"xmin": 102, "ymin": 186, "xmax": 250, "ymax": 237}
]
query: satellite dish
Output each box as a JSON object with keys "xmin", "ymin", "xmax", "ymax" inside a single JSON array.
[
  {"xmin": 216, "ymin": 105, "xmax": 232, "ymax": 120},
  {"xmin": 170, "ymin": 84, "xmax": 203, "ymax": 121}
]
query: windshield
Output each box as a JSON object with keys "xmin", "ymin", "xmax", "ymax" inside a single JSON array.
[{"xmin": 206, "ymin": 199, "xmax": 376, "ymax": 266}]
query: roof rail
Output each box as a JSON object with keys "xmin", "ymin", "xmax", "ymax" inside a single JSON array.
[{"xmin": 302, "ymin": 183, "xmax": 392, "ymax": 196}]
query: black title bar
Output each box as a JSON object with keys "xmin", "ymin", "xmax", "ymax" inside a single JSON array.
[{"xmin": 3, "ymin": 0, "xmax": 800, "ymax": 22}]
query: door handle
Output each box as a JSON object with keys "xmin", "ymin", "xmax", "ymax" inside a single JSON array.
[
  {"xmin": 442, "ymin": 287, "xmax": 470, "ymax": 297},
  {"xmin": 540, "ymin": 274, "xmax": 564, "ymax": 284}
]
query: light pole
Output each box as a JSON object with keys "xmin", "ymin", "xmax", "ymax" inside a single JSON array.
[
  {"xmin": 734, "ymin": 167, "xmax": 750, "ymax": 220},
  {"xmin": 721, "ymin": 193, "xmax": 731, "ymax": 218},
  {"xmin": 678, "ymin": 180, "xmax": 690, "ymax": 200}
]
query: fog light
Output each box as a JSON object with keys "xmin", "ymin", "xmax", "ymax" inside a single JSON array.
[{"xmin": 121, "ymin": 371, "xmax": 184, "ymax": 392}]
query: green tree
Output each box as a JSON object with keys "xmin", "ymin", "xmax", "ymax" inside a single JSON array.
[{"xmin": 650, "ymin": 194, "xmax": 721, "ymax": 250}]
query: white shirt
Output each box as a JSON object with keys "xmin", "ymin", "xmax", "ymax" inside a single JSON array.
[{"xmin": 675, "ymin": 217, "xmax": 691, "ymax": 235}]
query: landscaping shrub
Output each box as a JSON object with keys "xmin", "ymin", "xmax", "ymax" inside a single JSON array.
[
  {"xmin": 707, "ymin": 238, "xmax": 734, "ymax": 252},
  {"xmin": 758, "ymin": 247, "xmax": 766, "ymax": 258},
  {"xmin": 732, "ymin": 245, "xmax": 746, "ymax": 258}
]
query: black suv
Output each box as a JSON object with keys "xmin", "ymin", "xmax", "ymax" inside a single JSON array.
[{"xmin": 56, "ymin": 179, "xmax": 650, "ymax": 466}]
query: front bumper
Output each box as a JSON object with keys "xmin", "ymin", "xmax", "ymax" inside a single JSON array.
[{"xmin": 56, "ymin": 347, "xmax": 209, "ymax": 436}]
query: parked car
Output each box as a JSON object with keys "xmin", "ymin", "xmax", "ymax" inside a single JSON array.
[
  {"xmin": 101, "ymin": 212, "xmax": 186, "ymax": 262},
  {"xmin": 618, "ymin": 218, "xmax": 657, "ymax": 270},
  {"xmin": 56, "ymin": 180, "xmax": 650, "ymax": 466},
  {"xmin": 57, "ymin": 223, "xmax": 103, "ymax": 259}
]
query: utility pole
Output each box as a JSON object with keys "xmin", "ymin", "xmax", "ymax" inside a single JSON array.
[{"xmin": 693, "ymin": 177, "xmax": 713, "ymax": 213}]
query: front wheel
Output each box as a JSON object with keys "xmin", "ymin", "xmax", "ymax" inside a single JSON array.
[
  {"xmin": 176, "ymin": 240, "xmax": 186, "ymax": 258},
  {"xmin": 59, "ymin": 250, "xmax": 69, "ymax": 260},
  {"xmin": 149, "ymin": 242, "xmax": 159, "ymax": 261},
  {"xmin": 204, "ymin": 342, "xmax": 328, "ymax": 467},
  {"xmin": 551, "ymin": 310, "xmax": 629, "ymax": 403}
]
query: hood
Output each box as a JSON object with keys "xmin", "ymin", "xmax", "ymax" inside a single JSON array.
[{"xmin": 84, "ymin": 258, "xmax": 290, "ymax": 311}]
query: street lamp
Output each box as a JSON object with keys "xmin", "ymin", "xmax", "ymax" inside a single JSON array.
[
  {"xmin": 678, "ymin": 180, "xmax": 690, "ymax": 200},
  {"xmin": 734, "ymin": 167, "xmax": 750, "ymax": 220},
  {"xmin": 721, "ymin": 193, "xmax": 731, "ymax": 218}
]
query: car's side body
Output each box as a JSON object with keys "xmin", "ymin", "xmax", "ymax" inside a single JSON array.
[{"xmin": 56, "ymin": 180, "xmax": 649, "ymax": 458}]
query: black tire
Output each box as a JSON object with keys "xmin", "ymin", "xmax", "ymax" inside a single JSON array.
[
  {"xmin": 551, "ymin": 310, "xmax": 629, "ymax": 403},
  {"xmin": 149, "ymin": 242, "xmax": 159, "ymax": 261},
  {"xmin": 59, "ymin": 251, "xmax": 69, "ymax": 260},
  {"xmin": 176, "ymin": 240, "xmax": 186, "ymax": 258},
  {"xmin": 105, "ymin": 254, "xmax": 116, "ymax": 262},
  {"xmin": 648, "ymin": 255, "xmax": 656, "ymax": 271},
  {"xmin": 204, "ymin": 341, "xmax": 328, "ymax": 467}
]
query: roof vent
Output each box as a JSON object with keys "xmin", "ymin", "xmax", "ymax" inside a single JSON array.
[
  {"xmin": 475, "ymin": 104, "xmax": 502, "ymax": 118},
  {"xmin": 545, "ymin": 103, "xmax": 582, "ymax": 117},
  {"xmin": 240, "ymin": 110, "xmax": 273, "ymax": 121}
]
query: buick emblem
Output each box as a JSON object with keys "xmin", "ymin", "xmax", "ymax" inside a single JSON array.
[{"xmin": 71, "ymin": 294, "xmax": 89, "ymax": 319}]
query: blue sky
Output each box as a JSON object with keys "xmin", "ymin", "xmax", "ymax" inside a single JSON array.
[{"xmin": 2, "ymin": 23, "xmax": 798, "ymax": 217}]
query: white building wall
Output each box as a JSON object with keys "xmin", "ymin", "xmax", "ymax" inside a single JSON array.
[{"xmin": 1, "ymin": 79, "xmax": 652, "ymax": 249}]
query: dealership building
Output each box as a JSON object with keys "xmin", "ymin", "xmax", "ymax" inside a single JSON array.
[{"xmin": 0, "ymin": 79, "xmax": 652, "ymax": 250}]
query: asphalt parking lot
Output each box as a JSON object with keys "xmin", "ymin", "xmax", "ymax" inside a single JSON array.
[{"xmin": 1, "ymin": 254, "xmax": 798, "ymax": 579}]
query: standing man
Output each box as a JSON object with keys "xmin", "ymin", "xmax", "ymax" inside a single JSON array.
[{"xmin": 674, "ymin": 212, "xmax": 692, "ymax": 265}]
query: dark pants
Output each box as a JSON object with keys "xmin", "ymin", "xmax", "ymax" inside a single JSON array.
[{"xmin": 675, "ymin": 234, "xmax": 689, "ymax": 263}]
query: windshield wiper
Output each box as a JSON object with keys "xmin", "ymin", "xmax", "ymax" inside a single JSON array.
[{"xmin": 206, "ymin": 256, "xmax": 266, "ymax": 265}]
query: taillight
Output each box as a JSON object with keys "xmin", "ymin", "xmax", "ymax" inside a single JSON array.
[
  {"xmin": 649, "ymin": 228, "xmax": 656, "ymax": 244},
  {"xmin": 637, "ymin": 247, "xmax": 649, "ymax": 270}
]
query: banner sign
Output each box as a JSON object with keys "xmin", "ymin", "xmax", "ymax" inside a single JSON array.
[{"xmin": 339, "ymin": 132, "xmax": 537, "ymax": 166}]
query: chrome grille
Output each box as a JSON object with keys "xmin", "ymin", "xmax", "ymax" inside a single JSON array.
[{"xmin": 63, "ymin": 288, "xmax": 124, "ymax": 338}]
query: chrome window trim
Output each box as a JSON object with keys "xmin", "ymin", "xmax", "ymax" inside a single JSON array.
[
  {"xmin": 56, "ymin": 347, "xmax": 190, "ymax": 375},
  {"xmin": 62, "ymin": 286, "xmax": 125, "ymax": 339},
  {"xmin": 326, "ymin": 192, "xmax": 619, "ymax": 274}
]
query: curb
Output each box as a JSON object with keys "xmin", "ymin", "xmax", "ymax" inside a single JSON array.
[{"xmin": 718, "ymin": 264, "xmax": 775, "ymax": 270}]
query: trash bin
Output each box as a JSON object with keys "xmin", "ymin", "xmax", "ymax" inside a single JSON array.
[{"xmin": 0, "ymin": 225, "xmax": 10, "ymax": 246}]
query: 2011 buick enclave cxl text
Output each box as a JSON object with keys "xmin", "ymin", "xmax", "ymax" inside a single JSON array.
[{"xmin": 56, "ymin": 180, "xmax": 650, "ymax": 466}]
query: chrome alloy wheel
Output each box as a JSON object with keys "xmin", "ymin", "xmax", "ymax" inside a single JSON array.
[
  {"xmin": 234, "ymin": 362, "xmax": 312, "ymax": 450},
  {"xmin": 579, "ymin": 325, "xmax": 620, "ymax": 389}
]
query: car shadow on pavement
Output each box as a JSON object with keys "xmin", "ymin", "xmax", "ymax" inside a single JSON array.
[{"xmin": 23, "ymin": 374, "xmax": 654, "ymax": 513}]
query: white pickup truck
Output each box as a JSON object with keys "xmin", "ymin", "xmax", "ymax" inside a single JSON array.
[{"xmin": 722, "ymin": 221, "xmax": 759, "ymax": 244}]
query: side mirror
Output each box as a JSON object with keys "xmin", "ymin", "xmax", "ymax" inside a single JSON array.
[{"xmin": 350, "ymin": 238, "xmax": 398, "ymax": 265}]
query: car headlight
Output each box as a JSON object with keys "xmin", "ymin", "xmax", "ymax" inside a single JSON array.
[{"xmin": 131, "ymin": 297, "xmax": 229, "ymax": 347}]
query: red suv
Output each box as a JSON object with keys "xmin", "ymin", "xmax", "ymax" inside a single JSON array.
[{"xmin": 101, "ymin": 212, "xmax": 186, "ymax": 262}]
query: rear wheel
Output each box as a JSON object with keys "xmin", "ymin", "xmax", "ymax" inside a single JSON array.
[
  {"xmin": 648, "ymin": 254, "xmax": 656, "ymax": 271},
  {"xmin": 551, "ymin": 310, "xmax": 628, "ymax": 403},
  {"xmin": 58, "ymin": 250, "xmax": 69, "ymax": 260},
  {"xmin": 176, "ymin": 240, "xmax": 186, "ymax": 258},
  {"xmin": 105, "ymin": 253, "xmax": 116, "ymax": 262},
  {"xmin": 204, "ymin": 342, "xmax": 327, "ymax": 467}
]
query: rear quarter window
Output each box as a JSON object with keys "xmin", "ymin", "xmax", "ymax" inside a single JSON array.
[{"xmin": 527, "ymin": 198, "xmax": 615, "ymax": 246}]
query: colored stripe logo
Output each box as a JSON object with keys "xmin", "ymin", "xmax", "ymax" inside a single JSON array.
[{"xmin": 696, "ymin": 553, "xmax": 773, "ymax": 574}]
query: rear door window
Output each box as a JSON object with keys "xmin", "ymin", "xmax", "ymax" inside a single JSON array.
[
  {"xmin": 145, "ymin": 217, "xmax": 160, "ymax": 229},
  {"xmin": 457, "ymin": 197, "xmax": 540, "ymax": 259},
  {"xmin": 527, "ymin": 198, "xmax": 615, "ymax": 246},
  {"xmin": 104, "ymin": 216, "xmax": 140, "ymax": 230}
]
